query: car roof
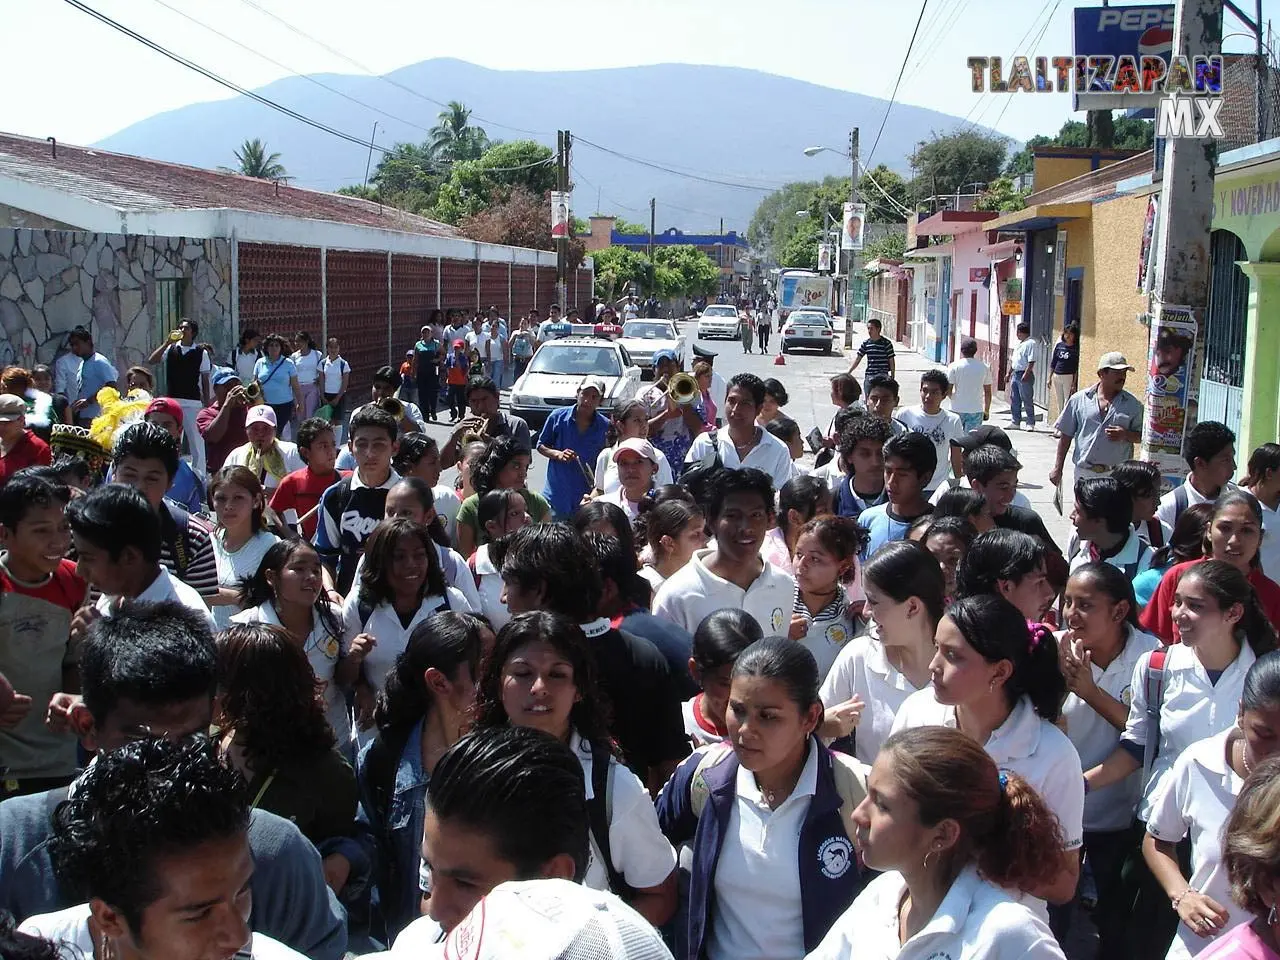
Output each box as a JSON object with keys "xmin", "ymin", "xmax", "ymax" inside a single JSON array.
[{"xmin": 540, "ymin": 336, "xmax": 622, "ymax": 347}]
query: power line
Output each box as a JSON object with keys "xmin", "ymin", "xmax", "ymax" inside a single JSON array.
[
  {"xmin": 574, "ymin": 136, "xmax": 784, "ymax": 193},
  {"xmin": 988, "ymin": 0, "xmax": 1064, "ymax": 134},
  {"xmin": 858, "ymin": 160, "xmax": 916, "ymax": 218},
  {"xmin": 865, "ymin": 0, "xmax": 929, "ymax": 169}
]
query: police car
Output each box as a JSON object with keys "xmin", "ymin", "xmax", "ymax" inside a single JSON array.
[{"xmin": 509, "ymin": 337, "xmax": 642, "ymax": 424}]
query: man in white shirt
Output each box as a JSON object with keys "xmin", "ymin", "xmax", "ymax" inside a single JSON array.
[
  {"xmin": 896, "ymin": 368, "xmax": 964, "ymax": 494},
  {"xmin": 1155, "ymin": 420, "xmax": 1237, "ymax": 531},
  {"xmin": 145, "ymin": 318, "xmax": 212, "ymax": 474},
  {"xmin": 654, "ymin": 467, "xmax": 796, "ymax": 636},
  {"xmin": 946, "ymin": 336, "xmax": 993, "ymax": 432},
  {"xmin": 1069, "ymin": 476, "xmax": 1155, "ymax": 578},
  {"xmin": 223, "ymin": 404, "xmax": 304, "ymax": 493},
  {"xmin": 684, "ymin": 373, "xmax": 794, "ymax": 491},
  {"xmin": 1009, "ymin": 321, "xmax": 1038, "ymax": 430}
]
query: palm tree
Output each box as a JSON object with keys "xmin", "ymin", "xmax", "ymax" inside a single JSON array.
[
  {"xmin": 233, "ymin": 138, "xmax": 287, "ymax": 179},
  {"xmin": 428, "ymin": 102, "xmax": 489, "ymax": 163}
]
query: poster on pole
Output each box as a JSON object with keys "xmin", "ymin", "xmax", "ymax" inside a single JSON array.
[
  {"xmin": 841, "ymin": 202, "xmax": 866, "ymax": 251},
  {"xmin": 1141, "ymin": 303, "xmax": 1198, "ymax": 477},
  {"xmin": 1052, "ymin": 230, "xmax": 1068, "ymax": 296},
  {"xmin": 817, "ymin": 243, "xmax": 833, "ymax": 273},
  {"xmin": 550, "ymin": 192, "xmax": 571, "ymax": 239},
  {"xmin": 1137, "ymin": 196, "xmax": 1158, "ymax": 291}
]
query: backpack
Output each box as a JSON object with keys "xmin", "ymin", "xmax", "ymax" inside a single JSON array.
[
  {"xmin": 1141, "ymin": 648, "xmax": 1169, "ymax": 791},
  {"xmin": 687, "ymin": 742, "xmax": 868, "ymax": 843},
  {"xmin": 585, "ymin": 741, "xmax": 634, "ymax": 901},
  {"xmin": 161, "ymin": 499, "xmax": 195, "ymax": 581},
  {"xmin": 1171, "ymin": 486, "xmax": 1190, "ymax": 525}
]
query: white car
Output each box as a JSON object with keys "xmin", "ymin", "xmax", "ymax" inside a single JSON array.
[
  {"xmin": 616, "ymin": 320, "xmax": 686, "ymax": 378},
  {"xmin": 509, "ymin": 337, "xmax": 642, "ymax": 424},
  {"xmin": 696, "ymin": 304, "xmax": 742, "ymax": 340},
  {"xmin": 781, "ymin": 309, "xmax": 836, "ymax": 355}
]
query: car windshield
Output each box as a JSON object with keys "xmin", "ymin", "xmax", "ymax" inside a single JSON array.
[
  {"xmin": 790, "ymin": 313, "xmax": 829, "ymax": 325},
  {"xmin": 528, "ymin": 345, "xmax": 622, "ymax": 377},
  {"xmin": 623, "ymin": 322, "xmax": 674, "ymax": 339},
  {"xmin": 702, "ymin": 306, "xmax": 737, "ymax": 317}
]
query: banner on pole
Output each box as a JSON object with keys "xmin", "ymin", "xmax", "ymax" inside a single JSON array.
[
  {"xmin": 550, "ymin": 192, "xmax": 571, "ymax": 239},
  {"xmin": 817, "ymin": 243, "xmax": 833, "ymax": 272},
  {"xmin": 841, "ymin": 202, "xmax": 866, "ymax": 251},
  {"xmin": 1141, "ymin": 303, "xmax": 1198, "ymax": 479}
]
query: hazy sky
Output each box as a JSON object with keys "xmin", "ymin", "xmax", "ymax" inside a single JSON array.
[{"xmin": 4, "ymin": 0, "xmax": 1272, "ymax": 153}]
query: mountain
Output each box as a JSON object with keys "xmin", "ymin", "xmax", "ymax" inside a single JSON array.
[{"xmin": 95, "ymin": 59, "xmax": 1000, "ymax": 232}]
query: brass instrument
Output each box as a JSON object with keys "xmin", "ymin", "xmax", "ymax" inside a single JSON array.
[
  {"xmin": 377, "ymin": 396, "xmax": 405, "ymax": 419},
  {"xmin": 667, "ymin": 372, "xmax": 700, "ymax": 406},
  {"xmin": 457, "ymin": 416, "xmax": 489, "ymax": 445},
  {"xmin": 244, "ymin": 381, "xmax": 264, "ymax": 403}
]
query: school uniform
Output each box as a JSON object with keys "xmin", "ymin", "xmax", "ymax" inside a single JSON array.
[
  {"xmin": 652, "ymin": 548, "xmax": 796, "ymax": 637},
  {"xmin": 340, "ymin": 586, "xmax": 474, "ymax": 692},
  {"xmin": 683, "ymin": 694, "xmax": 727, "ymax": 748},
  {"xmin": 792, "ymin": 587, "xmax": 857, "ymax": 682},
  {"xmin": 95, "ymin": 567, "xmax": 215, "ymax": 631},
  {"xmin": 1140, "ymin": 560, "xmax": 1280, "ymax": 644},
  {"xmin": 1069, "ymin": 527, "xmax": 1156, "ymax": 579},
  {"xmin": 807, "ymin": 864, "xmax": 1066, "ymax": 960},
  {"xmin": 820, "ymin": 635, "xmax": 922, "ymax": 765},
  {"xmin": 468, "ymin": 543, "xmax": 509, "ymax": 630},
  {"xmin": 684, "ymin": 427, "xmax": 795, "ymax": 492},
  {"xmin": 1156, "ymin": 480, "xmax": 1235, "ymax": 532},
  {"xmin": 1119, "ymin": 639, "xmax": 1255, "ymax": 821},
  {"xmin": 210, "ymin": 530, "xmax": 279, "ymax": 629},
  {"xmin": 1147, "ymin": 729, "xmax": 1247, "ymax": 960},
  {"xmin": 835, "ymin": 476, "xmax": 889, "ymax": 522},
  {"xmin": 656, "ymin": 737, "xmax": 869, "ymax": 960},
  {"xmin": 570, "ymin": 732, "xmax": 677, "ymax": 895}
]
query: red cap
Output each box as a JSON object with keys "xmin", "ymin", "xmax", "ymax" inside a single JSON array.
[{"xmin": 145, "ymin": 396, "xmax": 184, "ymax": 428}]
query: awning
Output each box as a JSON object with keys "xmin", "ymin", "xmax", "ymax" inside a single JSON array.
[
  {"xmin": 904, "ymin": 242, "xmax": 953, "ymax": 259},
  {"xmin": 977, "ymin": 238, "xmax": 1023, "ymax": 262},
  {"xmin": 913, "ymin": 210, "xmax": 997, "ymax": 235},
  {"xmin": 982, "ymin": 202, "xmax": 1092, "ymax": 233}
]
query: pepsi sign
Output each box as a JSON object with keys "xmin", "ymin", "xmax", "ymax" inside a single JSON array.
[{"xmin": 1073, "ymin": 4, "xmax": 1174, "ymax": 108}]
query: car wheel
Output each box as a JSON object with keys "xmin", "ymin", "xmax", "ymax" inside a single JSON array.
[
  {"xmin": 823, "ymin": 345, "xmax": 832, "ymax": 355},
  {"xmin": 781, "ymin": 343, "xmax": 789, "ymax": 354}
]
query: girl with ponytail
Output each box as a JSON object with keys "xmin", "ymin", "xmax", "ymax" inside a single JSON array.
[
  {"xmin": 789, "ymin": 514, "xmax": 867, "ymax": 680},
  {"xmin": 809, "ymin": 726, "xmax": 1067, "ymax": 959},
  {"xmin": 892, "ymin": 594, "xmax": 1083, "ymax": 910},
  {"xmin": 357, "ymin": 610, "xmax": 488, "ymax": 941}
]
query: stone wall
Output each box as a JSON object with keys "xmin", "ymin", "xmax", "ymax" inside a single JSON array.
[{"xmin": 0, "ymin": 229, "xmax": 233, "ymax": 376}]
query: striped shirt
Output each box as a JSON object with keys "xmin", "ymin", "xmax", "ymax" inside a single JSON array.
[
  {"xmin": 856, "ymin": 336, "xmax": 895, "ymax": 378},
  {"xmin": 793, "ymin": 587, "xmax": 857, "ymax": 681},
  {"xmin": 159, "ymin": 500, "xmax": 220, "ymax": 598}
]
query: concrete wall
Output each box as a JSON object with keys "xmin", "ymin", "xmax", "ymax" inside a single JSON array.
[
  {"xmin": 0, "ymin": 228, "xmax": 232, "ymax": 377},
  {"xmin": 1087, "ymin": 193, "xmax": 1152, "ymax": 391},
  {"xmin": 948, "ymin": 236, "xmax": 995, "ymax": 356}
]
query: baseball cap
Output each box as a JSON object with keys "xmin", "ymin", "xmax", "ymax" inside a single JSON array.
[
  {"xmin": 0, "ymin": 394, "xmax": 25, "ymax": 422},
  {"xmin": 244, "ymin": 404, "xmax": 277, "ymax": 429},
  {"xmin": 651, "ymin": 349, "xmax": 678, "ymax": 367},
  {"xmin": 145, "ymin": 397, "xmax": 184, "ymax": 428},
  {"xmin": 439, "ymin": 879, "xmax": 672, "ymax": 960},
  {"xmin": 211, "ymin": 367, "xmax": 240, "ymax": 387},
  {"xmin": 453, "ymin": 339, "xmax": 466, "ymax": 348},
  {"xmin": 613, "ymin": 437, "xmax": 659, "ymax": 465},
  {"xmin": 1098, "ymin": 351, "xmax": 1135, "ymax": 372},
  {"xmin": 952, "ymin": 424, "xmax": 1013, "ymax": 452},
  {"xmin": 580, "ymin": 376, "xmax": 608, "ymax": 397}
]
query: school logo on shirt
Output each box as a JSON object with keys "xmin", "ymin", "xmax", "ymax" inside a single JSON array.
[
  {"xmin": 771, "ymin": 607, "xmax": 785, "ymax": 632},
  {"xmin": 818, "ymin": 835, "xmax": 853, "ymax": 879},
  {"xmin": 826, "ymin": 623, "xmax": 849, "ymax": 647},
  {"xmin": 1121, "ymin": 684, "xmax": 1133, "ymax": 707},
  {"xmin": 320, "ymin": 634, "xmax": 340, "ymax": 660}
]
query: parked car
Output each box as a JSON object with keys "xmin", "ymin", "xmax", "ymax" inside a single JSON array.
[
  {"xmin": 509, "ymin": 337, "xmax": 642, "ymax": 424},
  {"xmin": 616, "ymin": 320, "xmax": 686, "ymax": 378},
  {"xmin": 696, "ymin": 304, "xmax": 742, "ymax": 340},
  {"xmin": 781, "ymin": 309, "xmax": 835, "ymax": 354}
]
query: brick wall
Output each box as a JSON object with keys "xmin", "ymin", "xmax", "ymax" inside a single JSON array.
[
  {"xmin": 237, "ymin": 243, "xmax": 322, "ymax": 337},
  {"xmin": 325, "ymin": 251, "xmax": 388, "ymax": 397},
  {"xmin": 391, "ymin": 255, "xmax": 438, "ymax": 360}
]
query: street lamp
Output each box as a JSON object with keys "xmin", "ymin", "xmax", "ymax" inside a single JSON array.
[
  {"xmin": 804, "ymin": 145, "xmax": 851, "ymax": 159},
  {"xmin": 802, "ymin": 137, "xmax": 861, "ymax": 346}
]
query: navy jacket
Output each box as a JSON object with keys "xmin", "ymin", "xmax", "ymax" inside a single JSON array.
[{"xmin": 655, "ymin": 738, "xmax": 867, "ymax": 959}]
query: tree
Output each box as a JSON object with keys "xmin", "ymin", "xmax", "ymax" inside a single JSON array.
[
  {"xmin": 778, "ymin": 217, "xmax": 825, "ymax": 270},
  {"xmin": 973, "ymin": 176, "xmax": 1028, "ymax": 213},
  {"xmin": 233, "ymin": 138, "xmax": 286, "ymax": 180},
  {"xmin": 862, "ymin": 232, "xmax": 907, "ymax": 263},
  {"xmin": 336, "ymin": 184, "xmax": 379, "ymax": 200},
  {"xmin": 909, "ymin": 130, "xmax": 1008, "ymax": 203},
  {"xmin": 592, "ymin": 247, "xmax": 653, "ymax": 302},
  {"xmin": 1005, "ymin": 115, "xmax": 1153, "ymax": 175},
  {"xmin": 455, "ymin": 186, "xmax": 585, "ymax": 266},
  {"xmin": 431, "ymin": 140, "xmax": 555, "ymax": 224},
  {"xmin": 747, "ymin": 179, "xmax": 821, "ymax": 262},
  {"xmin": 858, "ymin": 164, "xmax": 911, "ymax": 223},
  {"xmin": 428, "ymin": 101, "xmax": 490, "ymax": 163},
  {"xmin": 614, "ymin": 217, "xmax": 649, "ymax": 235},
  {"xmin": 364, "ymin": 142, "xmax": 443, "ymax": 214},
  {"xmin": 653, "ymin": 246, "xmax": 719, "ymax": 298}
]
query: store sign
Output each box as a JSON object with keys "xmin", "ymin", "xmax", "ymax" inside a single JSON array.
[{"xmin": 969, "ymin": 267, "xmax": 990, "ymax": 283}]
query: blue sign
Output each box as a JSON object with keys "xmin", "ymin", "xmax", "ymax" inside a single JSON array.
[{"xmin": 1073, "ymin": 4, "xmax": 1174, "ymax": 108}]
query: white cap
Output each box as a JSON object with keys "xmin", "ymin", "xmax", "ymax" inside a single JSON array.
[
  {"xmin": 440, "ymin": 879, "xmax": 672, "ymax": 960},
  {"xmin": 613, "ymin": 437, "xmax": 659, "ymax": 465},
  {"xmin": 579, "ymin": 376, "xmax": 608, "ymax": 398},
  {"xmin": 244, "ymin": 404, "xmax": 277, "ymax": 428}
]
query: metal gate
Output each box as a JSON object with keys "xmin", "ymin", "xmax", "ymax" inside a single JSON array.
[
  {"xmin": 1026, "ymin": 230, "xmax": 1056, "ymax": 407},
  {"xmin": 1199, "ymin": 230, "xmax": 1247, "ymax": 435}
]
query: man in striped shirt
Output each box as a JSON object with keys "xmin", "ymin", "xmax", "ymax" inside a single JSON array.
[{"xmin": 848, "ymin": 318, "xmax": 896, "ymax": 395}]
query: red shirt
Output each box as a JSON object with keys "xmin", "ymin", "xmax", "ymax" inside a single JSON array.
[
  {"xmin": 1139, "ymin": 557, "xmax": 1280, "ymax": 643},
  {"xmin": 270, "ymin": 467, "xmax": 349, "ymax": 540},
  {"xmin": 196, "ymin": 402, "xmax": 248, "ymax": 474},
  {"xmin": 0, "ymin": 430, "xmax": 52, "ymax": 486}
]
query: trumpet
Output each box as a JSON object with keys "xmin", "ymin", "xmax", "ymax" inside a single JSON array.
[
  {"xmin": 377, "ymin": 396, "xmax": 405, "ymax": 419},
  {"xmin": 244, "ymin": 381, "xmax": 263, "ymax": 403},
  {"xmin": 666, "ymin": 372, "xmax": 700, "ymax": 406}
]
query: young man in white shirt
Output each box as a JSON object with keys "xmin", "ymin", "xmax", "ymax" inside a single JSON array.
[
  {"xmin": 684, "ymin": 373, "xmax": 794, "ymax": 492},
  {"xmin": 895, "ymin": 368, "xmax": 964, "ymax": 494},
  {"xmin": 1009, "ymin": 321, "xmax": 1038, "ymax": 431},
  {"xmin": 946, "ymin": 336, "xmax": 993, "ymax": 432},
  {"xmin": 1069, "ymin": 476, "xmax": 1154, "ymax": 578},
  {"xmin": 66, "ymin": 483, "xmax": 215, "ymax": 629},
  {"xmin": 1156, "ymin": 419, "xmax": 1237, "ymax": 531},
  {"xmin": 653, "ymin": 467, "xmax": 796, "ymax": 636}
]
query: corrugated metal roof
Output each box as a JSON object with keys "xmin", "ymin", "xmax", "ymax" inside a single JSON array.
[{"xmin": 0, "ymin": 131, "xmax": 458, "ymax": 237}]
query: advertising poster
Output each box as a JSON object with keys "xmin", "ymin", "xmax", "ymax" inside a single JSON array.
[
  {"xmin": 1052, "ymin": 230, "xmax": 1068, "ymax": 296},
  {"xmin": 1137, "ymin": 195, "xmax": 1158, "ymax": 290},
  {"xmin": 550, "ymin": 192, "xmax": 570, "ymax": 239},
  {"xmin": 1141, "ymin": 303, "xmax": 1198, "ymax": 475},
  {"xmin": 817, "ymin": 243, "xmax": 833, "ymax": 272},
  {"xmin": 841, "ymin": 202, "xmax": 866, "ymax": 251}
]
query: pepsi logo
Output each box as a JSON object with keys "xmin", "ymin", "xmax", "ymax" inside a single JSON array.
[{"xmin": 1138, "ymin": 25, "xmax": 1174, "ymax": 57}]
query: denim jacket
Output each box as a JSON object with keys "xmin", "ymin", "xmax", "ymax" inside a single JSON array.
[
  {"xmin": 655, "ymin": 737, "xmax": 868, "ymax": 960},
  {"xmin": 356, "ymin": 720, "xmax": 429, "ymax": 942}
]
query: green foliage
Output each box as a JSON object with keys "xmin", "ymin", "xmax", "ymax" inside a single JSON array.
[
  {"xmin": 614, "ymin": 217, "xmax": 649, "ymax": 235},
  {"xmin": 431, "ymin": 140, "xmax": 556, "ymax": 225},
  {"xmin": 456, "ymin": 187, "xmax": 585, "ymax": 266},
  {"xmin": 858, "ymin": 164, "xmax": 911, "ymax": 223},
  {"xmin": 747, "ymin": 179, "xmax": 821, "ymax": 262},
  {"xmin": 653, "ymin": 246, "xmax": 719, "ymax": 297},
  {"xmin": 973, "ymin": 176, "xmax": 1028, "ymax": 213},
  {"xmin": 1004, "ymin": 114, "xmax": 1153, "ymax": 175},
  {"xmin": 428, "ymin": 101, "xmax": 490, "ymax": 163},
  {"xmin": 862, "ymin": 232, "xmax": 907, "ymax": 264},
  {"xmin": 909, "ymin": 130, "xmax": 1008, "ymax": 202},
  {"xmin": 778, "ymin": 217, "xmax": 825, "ymax": 270},
  {"xmin": 368, "ymin": 142, "xmax": 442, "ymax": 214},
  {"xmin": 335, "ymin": 184, "xmax": 378, "ymax": 200},
  {"xmin": 233, "ymin": 138, "xmax": 286, "ymax": 180},
  {"xmin": 593, "ymin": 247, "xmax": 653, "ymax": 302}
]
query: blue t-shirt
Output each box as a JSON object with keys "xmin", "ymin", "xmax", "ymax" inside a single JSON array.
[
  {"xmin": 75, "ymin": 353, "xmax": 119, "ymax": 418},
  {"xmin": 538, "ymin": 405, "xmax": 609, "ymax": 518},
  {"xmin": 168, "ymin": 460, "xmax": 206, "ymax": 513},
  {"xmin": 856, "ymin": 503, "xmax": 933, "ymax": 560},
  {"xmin": 253, "ymin": 356, "xmax": 298, "ymax": 406}
]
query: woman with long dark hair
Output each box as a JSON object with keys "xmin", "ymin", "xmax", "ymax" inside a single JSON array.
[
  {"xmin": 208, "ymin": 465, "xmax": 280, "ymax": 628},
  {"xmin": 637, "ymin": 498, "xmax": 707, "ymax": 592},
  {"xmin": 453, "ymin": 436, "xmax": 551, "ymax": 556},
  {"xmin": 468, "ymin": 488, "xmax": 531, "ymax": 629},
  {"xmin": 761, "ymin": 475, "xmax": 832, "ymax": 575}
]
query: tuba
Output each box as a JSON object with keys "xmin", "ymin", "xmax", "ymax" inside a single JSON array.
[
  {"xmin": 244, "ymin": 381, "xmax": 264, "ymax": 403},
  {"xmin": 667, "ymin": 372, "xmax": 700, "ymax": 406},
  {"xmin": 377, "ymin": 396, "xmax": 405, "ymax": 420}
]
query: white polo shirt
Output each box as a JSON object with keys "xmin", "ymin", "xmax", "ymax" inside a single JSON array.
[
  {"xmin": 707, "ymin": 739, "xmax": 818, "ymax": 960},
  {"xmin": 1120, "ymin": 639, "xmax": 1255, "ymax": 821},
  {"xmin": 341, "ymin": 586, "xmax": 474, "ymax": 690},
  {"xmin": 1058, "ymin": 625, "xmax": 1160, "ymax": 832},
  {"xmin": 652, "ymin": 548, "xmax": 796, "ymax": 637},
  {"xmin": 685, "ymin": 428, "xmax": 795, "ymax": 492},
  {"xmin": 807, "ymin": 864, "xmax": 1066, "ymax": 960},
  {"xmin": 471, "ymin": 543, "xmax": 510, "ymax": 631},
  {"xmin": 96, "ymin": 566, "xmax": 215, "ymax": 631},
  {"xmin": 1156, "ymin": 479, "xmax": 1234, "ymax": 530},
  {"xmin": 1069, "ymin": 527, "xmax": 1156, "ymax": 579},
  {"xmin": 892, "ymin": 691, "xmax": 1084, "ymax": 855},
  {"xmin": 1257, "ymin": 495, "xmax": 1280, "ymax": 580},
  {"xmin": 571, "ymin": 732, "xmax": 677, "ymax": 894},
  {"xmin": 1147, "ymin": 729, "xmax": 1246, "ymax": 960},
  {"xmin": 820, "ymin": 635, "xmax": 923, "ymax": 765}
]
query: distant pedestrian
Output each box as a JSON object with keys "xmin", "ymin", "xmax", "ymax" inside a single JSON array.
[
  {"xmin": 848, "ymin": 318, "xmax": 895, "ymax": 394},
  {"xmin": 1050, "ymin": 324, "xmax": 1080, "ymax": 423},
  {"xmin": 739, "ymin": 310, "xmax": 754, "ymax": 353},
  {"xmin": 946, "ymin": 337, "xmax": 992, "ymax": 432},
  {"xmin": 1008, "ymin": 321, "xmax": 1038, "ymax": 430},
  {"xmin": 756, "ymin": 306, "xmax": 773, "ymax": 352}
]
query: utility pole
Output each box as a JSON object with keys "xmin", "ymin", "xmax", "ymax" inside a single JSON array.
[
  {"xmin": 362, "ymin": 121, "xmax": 378, "ymax": 191},
  {"xmin": 1140, "ymin": 0, "xmax": 1221, "ymax": 476},
  {"xmin": 845, "ymin": 128, "xmax": 861, "ymax": 349},
  {"xmin": 648, "ymin": 198, "xmax": 656, "ymax": 264},
  {"xmin": 555, "ymin": 130, "xmax": 569, "ymax": 312}
]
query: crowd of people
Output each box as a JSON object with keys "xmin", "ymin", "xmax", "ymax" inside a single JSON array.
[{"xmin": 4, "ymin": 312, "xmax": 1280, "ymax": 960}]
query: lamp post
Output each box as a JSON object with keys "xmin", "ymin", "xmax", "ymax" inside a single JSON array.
[{"xmin": 803, "ymin": 131, "xmax": 861, "ymax": 348}]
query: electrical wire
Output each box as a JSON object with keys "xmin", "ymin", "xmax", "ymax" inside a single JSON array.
[
  {"xmin": 574, "ymin": 136, "xmax": 783, "ymax": 193},
  {"xmin": 864, "ymin": 0, "xmax": 929, "ymax": 169},
  {"xmin": 858, "ymin": 160, "xmax": 917, "ymax": 218},
  {"xmin": 988, "ymin": 0, "xmax": 1064, "ymax": 134}
]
